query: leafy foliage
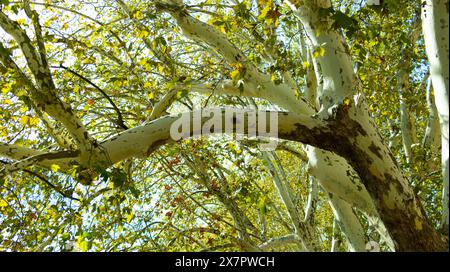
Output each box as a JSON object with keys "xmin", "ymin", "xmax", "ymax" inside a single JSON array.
[{"xmin": 0, "ymin": 0, "xmax": 445, "ymax": 251}]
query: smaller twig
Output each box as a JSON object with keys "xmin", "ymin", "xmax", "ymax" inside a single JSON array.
[{"xmin": 53, "ymin": 64, "xmax": 128, "ymax": 130}]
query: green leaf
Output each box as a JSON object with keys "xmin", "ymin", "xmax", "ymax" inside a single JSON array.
[
  {"xmin": 331, "ymin": 11, "xmax": 359, "ymax": 34},
  {"xmin": 258, "ymin": 197, "xmax": 267, "ymax": 215},
  {"xmin": 128, "ymin": 186, "xmax": 141, "ymax": 198},
  {"xmin": 110, "ymin": 168, "xmax": 127, "ymax": 188}
]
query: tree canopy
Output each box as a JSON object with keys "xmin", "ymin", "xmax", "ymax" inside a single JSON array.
[{"xmin": 0, "ymin": 0, "xmax": 448, "ymax": 252}]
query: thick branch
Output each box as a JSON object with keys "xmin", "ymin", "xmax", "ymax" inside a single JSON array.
[
  {"xmin": 156, "ymin": 1, "xmax": 314, "ymax": 115},
  {"xmin": 0, "ymin": 10, "xmax": 94, "ymax": 157},
  {"xmin": 422, "ymin": 0, "xmax": 449, "ymax": 234},
  {"xmin": 259, "ymin": 234, "xmax": 299, "ymax": 250}
]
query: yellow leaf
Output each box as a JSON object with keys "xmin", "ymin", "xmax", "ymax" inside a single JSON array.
[
  {"xmin": 139, "ymin": 59, "xmax": 147, "ymax": 66},
  {"xmin": 20, "ymin": 116, "xmax": 30, "ymax": 125},
  {"xmin": 0, "ymin": 199, "xmax": 8, "ymax": 208},
  {"xmin": 133, "ymin": 10, "xmax": 143, "ymax": 19},
  {"xmin": 148, "ymin": 92, "xmax": 155, "ymax": 99},
  {"xmin": 343, "ymin": 98, "xmax": 351, "ymax": 106},
  {"xmin": 230, "ymin": 63, "xmax": 245, "ymax": 81},
  {"xmin": 234, "ymin": 62, "xmax": 245, "ymax": 71},
  {"xmin": 303, "ymin": 61, "xmax": 311, "ymax": 69},
  {"xmin": 83, "ymin": 57, "xmax": 95, "ymax": 64},
  {"xmin": 79, "ymin": 240, "xmax": 89, "ymax": 252},
  {"xmin": 1, "ymin": 84, "xmax": 11, "ymax": 94},
  {"xmin": 230, "ymin": 69, "xmax": 240, "ymax": 81},
  {"xmin": 319, "ymin": 47, "xmax": 325, "ymax": 57},
  {"xmin": 137, "ymin": 30, "xmax": 149, "ymax": 38},
  {"xmin": 157, "ymin": 64, "xmax": 166, "ymax": 73},
  {"xmin": 313, "ymin": 47, "xmax": 325, "ymax": 58},
  {"xmin": 50, "ymin": 164, "xmax": 61, "ymax": 172},
  {"xmin": 126, "ymin": 212, "xmax": 135, "ymax": 223},
  {"xmin": 258, "ymin": 4, "xmax": 272, "ymax": 20},
  {"xmin": 29, "ymin": 117, "xmax": 40, "ymax": 126}
]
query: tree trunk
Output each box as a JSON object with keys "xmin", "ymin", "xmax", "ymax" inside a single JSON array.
[{"xmin": 422, "ymin": 0, "xmax": 449, "ymax": 234}]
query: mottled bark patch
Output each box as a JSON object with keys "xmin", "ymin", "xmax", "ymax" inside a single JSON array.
[
  {"xmin": 146, "ymin": 138, "xmax": 170, "ymax": 156},
  {"xmin": 368, "ymin": 142, "xmax": 383, "ymax": 160}
]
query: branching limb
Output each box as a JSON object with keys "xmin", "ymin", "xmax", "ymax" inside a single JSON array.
[
  {"xmin": 0, "ymin": 10, "xmax": 95, "ymax": 160},
  {"xmin": 259, "ymin": 234, "xmax": 300, "ymax": 251},
  {"xmin": 55, "ymin": 64, "xmax": 128, "ymax": 130},
  {"xmin": 304, "ymin": 176, "xmax": 318, "ymax": 222},
  {"xmin": 1, "ymin": 148, "xmax": 79, "ymax": 176},
  {"xmin": 328, "ymin": 194, "xmax": 366, "ymax": 252},
  {"xmin": 263, "ymin": 151, "xmax": 318, "ymax": 251},
  {"xmin": 1, "ymin": 141, "xmax": 45, "ymax": 161},
  {"xmin": 156, "ymin": 1, "xmax": 314, "ymax": 115}
]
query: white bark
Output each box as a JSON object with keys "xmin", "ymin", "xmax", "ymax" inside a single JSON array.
[
  {"xmin": 1, "ymin": 0, "xmax": 440, "ymax": 251},
  {"xmin": 148, "ymin": 88, "xmax": 179, "ymax": 121},
  {"xmin": 162, "ymin": 6, "xmax": 375, "ymax": 216},
  {"xmin": 306, "ymin": 147, "xmax": 374, "ymax": 214},
  {"xmin": 158, "ymin": 2, "xmax": 314, "ymax": 116},
  {"xmin": 0, "ymin": 142, "xmax": 78, "ymax": 175},
  {"xmin": 397, "ymin": 69, "xmax": 415, "ymax": 164},
  {"xmin": 0, "ymin": 142, "xmax": 45, "ymax": 161},
  {"xmin": 305, "ymin": 47, "xmax": 320, "ymax": 111},
  {"xmin": 156, "ymin": 3, "xmax": 395, "ymax": 249},
  {"xmin": 422, "ymin": 0, "xmax": 449, "ymax": 232},
  {"xmin": 330, "ymin": 219, "xmax": 341, "ymax": 252},
  {"xmin": 304, "ymin": 176, "xmax": 318, "ymax": 222},
  {"xmin": 0, "ymin": 11, "xmax": 94, "ymax": 160},
  {"xmin": 1, "ymin": 109, "xmax": 322, "ymax": 174},
  {"xmin": 423, "ymin": 77, "xmax": 441, "ymax": 156},
  {"xmin": 328, "ymin": 194, "xmax": 367, "ymax": 252},
  {"xmin": 259, "ymin": 234, "xmax": 300, "ymax": 251},
  {"xmin": 285, "ymin": 0, "xmax": 444, "ymax": 250},
  {"xmin": 285, "ymin": 0, "xmax": 354, "ymax": 108},
  {"xmin": 263, "ymin": 152, "xmax": 318, "ymax": 251}
]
